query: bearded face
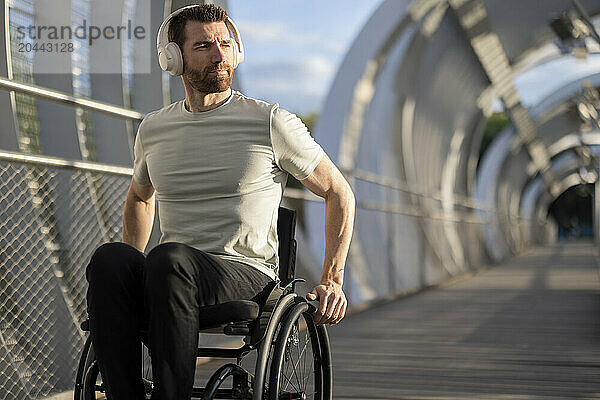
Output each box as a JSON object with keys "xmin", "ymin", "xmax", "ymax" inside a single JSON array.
[
  {"xmin": 184, "ymin": 61, "xmax": 233, "ymax": 94},
  {"xmin": 180, "ymin": 21, "xmax": 235, "ymax": 94}
]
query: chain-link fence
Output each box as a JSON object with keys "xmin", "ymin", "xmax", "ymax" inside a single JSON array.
[{"xmin": 0, "ymin": 153, "xmax": 130, "ymax": 399}]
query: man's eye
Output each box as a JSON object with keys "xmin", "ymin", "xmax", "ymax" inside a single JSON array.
[{"xmin": 221, "ymin": 42, "xmax": 231, "ymax": 47}]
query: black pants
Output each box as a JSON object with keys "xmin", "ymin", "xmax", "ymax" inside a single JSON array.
[{"xmin": 86, "ymin": 242, "xmax": 273, "ymax": 400}]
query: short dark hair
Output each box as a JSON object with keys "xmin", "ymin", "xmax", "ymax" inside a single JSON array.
[{"xmin": 168, "ymin": 4, "xmax": 228, "ymax": 49}]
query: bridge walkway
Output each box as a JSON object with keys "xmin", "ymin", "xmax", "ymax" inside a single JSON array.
[
  {"xmin": 193, "ymin": 241, "xmax": 600, "ymax": 399},
  {"xmin": 328, "ymin": 241, "xmax": 600, "ymax": 399}
]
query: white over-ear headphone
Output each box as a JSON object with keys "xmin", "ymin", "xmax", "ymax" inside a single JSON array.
[{"xmin": 156, "ymin": 5, "xmax": 245, "ymax": 76}]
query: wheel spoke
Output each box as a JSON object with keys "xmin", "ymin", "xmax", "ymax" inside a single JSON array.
[
  {"xmin": 285, "ymin": 317, "xmax": 316, "ymax": 397},
  {"xmin": 281, "ymin": 352, "xmax": 300, "ymax": 393},
  {"xmin": 282, "ymin": 346, "xmax": 293, "ymax": 391},
  {"xmin": 287, "ymin": 343, "xmax": 303, "ymax": 393},
  {"xmin": 289, "ymin": 332, "xmax": 310, "ymax": 389},
  {"xmin": 271, "ymin": 303, "xmax": 324, "ymax": 400},
  {"xmin": 301, "ymin": 331, "xmax": 308, "ymax": 387},
  {"xmin": 301, "ymin": 330, "xmax": 311, "ymax": 388},
  {"xmin": 282, "ymin": 329, "xmax": 297, "ymax": 391},
  {"xmin": 288, "ymin": 339, "xmax": 303, "ymax": 392}
]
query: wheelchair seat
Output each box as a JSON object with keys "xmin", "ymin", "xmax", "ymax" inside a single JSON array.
[{"xmin": 197, "ymin": 300, "xmax": 259, "ymax": 330}]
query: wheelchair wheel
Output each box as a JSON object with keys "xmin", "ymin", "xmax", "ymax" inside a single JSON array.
[
  {"xmin": 74, "ymin": 336, "xmax": 153, "ymax": 399},
  {"xmin": 268, "ymin": 301, "xmax": 330, "ymax": 400}
]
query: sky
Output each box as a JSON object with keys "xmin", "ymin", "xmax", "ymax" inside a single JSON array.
[
  {"xmin": 228, "ymin": 0, "xmax": 384, "ymax": 115},
  {"xmin": 515, "ymin": 53, "xmax": 600, "ymax": 107},
  {"xmin": 227, "ymin": 1, "xmax": 600, "ymax": 117}
]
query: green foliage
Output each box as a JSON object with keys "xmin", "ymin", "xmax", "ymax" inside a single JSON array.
[
  {"xmin": 299, "ymin": 112, "xmax": 319, "ymax": 135},
  {"xmin": 479, "ymin": 112, "xmax": 509, "ymax": 161}
]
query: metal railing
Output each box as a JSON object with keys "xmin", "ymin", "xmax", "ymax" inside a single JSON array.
[
  {"xmin": 0, "ymin": 77, "xmax": 501, "ymax": 221},
  {"xmin": 0, "ymin": 150, "xmax": 500, "ymax": 223},
  {"xmin": 0, "ymin": 76, "xmax": 144, "ymax": 120},
  {"xmin": 0, "ymin": 150, "xmax": 134, "ymax": 175}
]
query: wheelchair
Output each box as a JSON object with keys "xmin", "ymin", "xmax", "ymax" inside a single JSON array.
[{"xmin": 74, "ymin": 207, "xmax": 333, "ymax": 400}]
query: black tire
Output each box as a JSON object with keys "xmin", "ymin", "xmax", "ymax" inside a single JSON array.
[
  {"xmin": 252, "ymin": 293, "xmax": 297, "ymax": 400},
  {"xmin": 268, "ymin": 301, "xmax": 326, "ymax": 400},
  {"xmin": 74, "ymin": 336, "xmax": 93, "ymax": 400},
  {"xmin": 74, "ymin": 336, "xmax": 153, "ymax": 399},
  {"xmin": 315, "ymin": 324, "xmax": 332, "ymax": 399}
]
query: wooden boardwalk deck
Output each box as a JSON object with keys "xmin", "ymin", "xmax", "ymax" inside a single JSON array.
[
  {"xmin": 327, "ymin": 241, "xmax": 600, "ymax": 399},
  {"xmin": 193, "ymin": 241, "xmax": 600, "ymax": 399}
]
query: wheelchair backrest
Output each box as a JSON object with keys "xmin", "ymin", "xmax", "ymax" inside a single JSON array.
[{"xmin": 276, "ymin": 207, "xmax": 297, "ymax": 286}]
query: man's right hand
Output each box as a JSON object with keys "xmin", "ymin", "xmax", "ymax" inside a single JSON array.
[{"xmin": 306, "ymin": 280, "xmax": 347, "ymax": 325}]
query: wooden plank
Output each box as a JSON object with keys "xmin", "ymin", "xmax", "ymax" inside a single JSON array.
[{"xmin": 327, "ymin": 241, "xmax": 600, "ymax": 399}]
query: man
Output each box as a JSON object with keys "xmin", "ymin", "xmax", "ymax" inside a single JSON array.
[{"xmin": 86, "ymin": 4, "xmax": 355, "ymax": 400}]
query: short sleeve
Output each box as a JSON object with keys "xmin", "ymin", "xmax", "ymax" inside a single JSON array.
[
  {"xmin": 270, "ymin": 106, "xmax": 324, "ymax": 180},
  {"xmin": 132, "ymin": 120, "xmax": 151, "ymax": 186}
]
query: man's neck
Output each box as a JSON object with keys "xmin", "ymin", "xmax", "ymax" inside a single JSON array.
[{"xmin": 184, "ymin": 87, "xmax": 232, "ymax": 113}]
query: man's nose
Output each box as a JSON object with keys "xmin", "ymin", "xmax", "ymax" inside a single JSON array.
[{"xmin": 211, "ymin": 43, "xmax": 226, "ymax": 63}]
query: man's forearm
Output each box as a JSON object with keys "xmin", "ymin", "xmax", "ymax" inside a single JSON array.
[
  {"xmin": 321, "ymin": 185, "xmax": 355, "ymax": 286},
  {"xmin": 122, "ymin": 194, "xmax": 155, "ymax": 253}
]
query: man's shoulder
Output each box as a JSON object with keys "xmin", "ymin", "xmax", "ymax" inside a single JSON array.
[
  {"xmin": 234, "ymin": 93, "xmax": 299, "ymax": 124},
  {"xmin": 136, "ymin": 102, "xmax": 182, "ymax": 141},
  {"xmin": 232, "ymin": 93, "xmax": 306, "ymax": 135},
  {"xmin": 232, "ymin": 91, "xmax": 278, "ymax": 116},
  {"xmin": 141, "ymin": 101, "xmax": 181, "ymax": 125}
]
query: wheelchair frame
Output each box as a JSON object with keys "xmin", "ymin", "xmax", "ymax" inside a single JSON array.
[{"xmin": 74, "ymin": 207, "xmax": 333, "ymax": 400}]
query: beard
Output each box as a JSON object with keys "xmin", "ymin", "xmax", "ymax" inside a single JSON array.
[{"xmin": 184, "ymin": 62, "xmax": 233, "ymax": 94}]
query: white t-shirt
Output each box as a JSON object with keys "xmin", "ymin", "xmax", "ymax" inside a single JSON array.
[{"xmin": 133, "ymin": 91, "xmax": 324, "ymax": 279}]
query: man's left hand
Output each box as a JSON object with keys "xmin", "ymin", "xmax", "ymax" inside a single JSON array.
[{"xmin": 306, "ymin": 281, "xmax": 347, "ymax": 325}]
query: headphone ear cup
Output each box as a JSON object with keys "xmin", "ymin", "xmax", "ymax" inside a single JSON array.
[
  {"xmin": 158, "ymin": 50, "xmax": 170, "ymax": 71},
  {"xmin": 231, "ymin": 40, "xmax": 239, "ymax": 69},
  {"xmin": 163, "ymin": 42, "xmax": 184, "ymax": 76},
  {"xmin": 225, "ymin": 17, "xmax": 243, "ymax": 69}
]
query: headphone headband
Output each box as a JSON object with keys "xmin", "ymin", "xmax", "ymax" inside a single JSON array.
[{"xmin": 156, "ymin": 5, "xmax": 244, "ymax": 76}]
